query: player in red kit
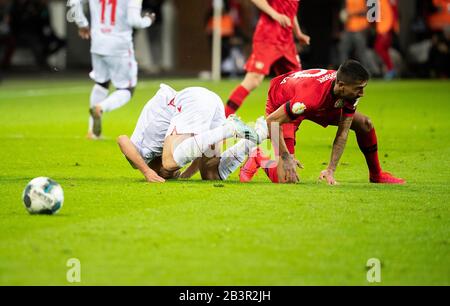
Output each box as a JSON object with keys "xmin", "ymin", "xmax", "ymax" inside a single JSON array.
[
  {"xmin": 240, "ymin": 60, "xmax": 405, "ymax": 185},
  {"xmin": 225, "ymin": 0, "xmax": 310, "ymax": 120}
]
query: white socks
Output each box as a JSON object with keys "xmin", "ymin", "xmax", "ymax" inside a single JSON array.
[
  {"xmin": 218, "ymin": 139, "xmax": 255, "ymax": 180},
  {"xmin": 88, "ymin": 84, "xmax": 109, "ymax": 132},
  {"xmin": 99, "ymin": 89, "xmax": 132, "ymax": 113},
  {"xmin": 172, "ymin": 123, "xmax": 235, "ymax": 167}
]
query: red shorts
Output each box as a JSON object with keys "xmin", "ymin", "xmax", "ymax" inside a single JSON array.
[{"xmin": 244, "ymin": 42, "xmax": 301, "ymax": 76}]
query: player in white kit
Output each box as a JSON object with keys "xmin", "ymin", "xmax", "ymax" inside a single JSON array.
[
  {"xmin": 71, "ymin": 0, "xmax": 155, "ymax": 139},
  {"xmin": 117, "ymin": 85, "xmax": 268, "ymax": 183}
]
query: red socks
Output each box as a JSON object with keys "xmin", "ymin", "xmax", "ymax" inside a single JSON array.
[
  {"xmin": 264, "ymin": 167, "xmax": 279, "ymax": 183},
  {"xmin": 225, "ymin": 85, "xmax": 250, "ymax": 117},
  {"xmin": 356, "ymin": 128, "xmax": 382, "ymax": 175}
]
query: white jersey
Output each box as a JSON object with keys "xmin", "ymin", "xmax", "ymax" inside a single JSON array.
[
  {"xmin": 74, "ymin": 0, "xmax": 152, "ymax": 56},
  {"xmin": 131, "ymin": 85, "xmax": 226, "ymax": 163},
  {"xmin": 131, "ymin": 84, "xmax": 177, "ymax": 162}
]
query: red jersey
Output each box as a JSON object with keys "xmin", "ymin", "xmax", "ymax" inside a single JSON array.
[
  {"xmin": 267, "ymin": 69, "xmax": 358, "ymax": 121},
  {"xmin": 253, "ymin": 0, "xmax": 299, "ymax": 46}
]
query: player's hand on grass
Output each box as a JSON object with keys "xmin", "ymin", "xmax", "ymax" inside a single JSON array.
[
  {"xmin": 271, "ymin": 12, "xmax": 291, "ymax": 28},
  {"xmin": 282, "ymin": 153, "xmax": 299, "ymax": 183},
  {"xmin": 78, "ymin": 27, "xmax": 90, "ymax": 40},
  {"xmin": 144, "ymin": 169, "xmax": 165, "ymax": 183},
  {"xmin": 319, "ymin": 169, "xmax": 338, "ymax": 185}
]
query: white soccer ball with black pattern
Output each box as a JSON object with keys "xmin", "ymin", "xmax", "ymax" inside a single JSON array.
[{"xmin": 22, "ymin": 177, "xmax": 64, "ymax": 215}]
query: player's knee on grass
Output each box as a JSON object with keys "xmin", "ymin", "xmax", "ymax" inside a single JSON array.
[{"xmin": 199, "ymin": 157, "xmax": 221, "ymax": 180}]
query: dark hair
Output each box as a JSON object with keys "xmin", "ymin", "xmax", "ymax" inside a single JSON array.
[{"xmin": 337, "ymin": 60, "xmax": 370, "ymax": 84}]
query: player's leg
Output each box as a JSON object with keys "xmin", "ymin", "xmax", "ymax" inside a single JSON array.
[
  {"xmin": 351, "ymin": 112, "xmax": 405, "ymax": 184},
  {"xmin": 225, "ymin": 72, "xmax": 264, "ymax": 117},
  {"xmin": 225, "ymin": 43, "xmax": 275, "ymax": 117},
  {"xmin": 163, "ymin": 116, "xmax": 261, "ymax": 172},
  {"xmin": 88, "ymin": 54, "xmax": 111, "ymax": 139},
  {"xmin": 240, "ymin": 120, "xmax": 300, "ymax": 183},
  {"xmin": 198, "ymin": 133, "xmax": 265, "ymax": 181},
  {"xmin": 88, "ymin": 81, "xmax": 110, "ymax": 139},
  {"xmin": 96, "ymin": 55, "xmax": 137, "ymax": 115}
]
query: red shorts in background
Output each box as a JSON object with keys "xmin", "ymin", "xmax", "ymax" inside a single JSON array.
[{"xmin": 244, "ymin": 42, "xmax": 301, "ymax": 76}]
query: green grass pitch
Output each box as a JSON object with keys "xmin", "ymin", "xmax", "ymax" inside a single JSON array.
[{"xmin": 0, "ymin": 78, "xmax": 449, "ymax": 285}]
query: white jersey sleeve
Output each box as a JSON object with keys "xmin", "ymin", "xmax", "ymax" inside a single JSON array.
[
  {"xmin": 69, "ymin": 0, "xmax": 89, "ymax": 28},
  {"xmin": 127, "ymin": 0, "xmax": 152, "ymax": 29}
]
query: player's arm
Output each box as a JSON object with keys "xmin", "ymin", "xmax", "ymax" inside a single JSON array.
[
  {"xmin": 68, "ymin": 0, "xmax": 90, "ymax": 39},
  {"xmin": 179, "ymin": 158, "xmax": 201, "ymax": 179},
  {"xmin": 117, "ymin": 135, "xmax": 165, "ymax": 183},
  {"xmin": 293, "ymin": 16, "xmax": 310, "ymax": 45},
  {"xmin": 251, "ymin": 0, "xmax": 291, "ymax": 28},
  {"xmin": 319, "ymin": 114, "xmax": 353, "ymax": 185},
  {"xmin": 266, "ymin": 105, "xmax": 299, "ymax": 183},
  {"xmin": 127, "ymin": 0, "xmax": 155, "ymax": 29}
]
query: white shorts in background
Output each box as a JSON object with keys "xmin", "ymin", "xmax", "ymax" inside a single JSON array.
[
  {"xmin": 165, "ymin": 87, "xmax": 226, "ymax": 138},
  {"xmin": 89, "ymin": 53, "xmax": 138, "ymax": 89}
]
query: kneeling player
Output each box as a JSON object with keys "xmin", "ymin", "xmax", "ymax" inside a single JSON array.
[
  {"xmin": 117, "ymin": 84, "xmax": 267, "ymax": 182},
  {"xmin": 240, "ymin": 60, "xmax": 405, "ymax": 185}
]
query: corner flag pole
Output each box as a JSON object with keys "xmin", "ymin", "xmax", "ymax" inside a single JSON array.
[{"xmin": 212, "ymin": 0, "xmax": 223, "ymax": 81}]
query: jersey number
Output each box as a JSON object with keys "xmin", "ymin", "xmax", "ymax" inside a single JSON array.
[
  {"xmin": 100, "ymin": 0, "xmax": 117, "ymax": 26},
  {"xmin": 280, "ymin": 69, "xmax": 328, "ymax": 84}
]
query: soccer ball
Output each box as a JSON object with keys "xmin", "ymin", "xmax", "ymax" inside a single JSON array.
[{"xmin": 22, "ymin": 177, "xmax": 64, "ymax": 215}]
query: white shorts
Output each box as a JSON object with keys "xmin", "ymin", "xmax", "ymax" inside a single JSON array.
[
  {"xmin": 165, "ymin": 87, "xmax": 226, "ymax": 138},
  {"xmin": 89, "ymin": 53, "xmax": 138, "ymax": 89}
]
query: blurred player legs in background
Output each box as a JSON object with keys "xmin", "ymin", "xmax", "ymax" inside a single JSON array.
[
  {"xmin": 225, "ymin": 0, "xmax": 310, "ymax": 118},
  {"xmin": 70, "ymin": 0, "xmax": 155, "ymax": 139}
]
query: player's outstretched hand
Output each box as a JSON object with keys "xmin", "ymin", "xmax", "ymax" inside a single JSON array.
[
  {"xmin": 319, "ymin": 169, "xmax": 338, "ymax": 185},
  {"xmin": 272, "ymin": 12, "xmax": 291, "ymax": 28},
  {"xmin": 144, "ymin": 169, "xmax": 165, "ymax": 183},
  {"xmin": 78, "ymin": 27, "xmax": 90, "ymax": 40}
]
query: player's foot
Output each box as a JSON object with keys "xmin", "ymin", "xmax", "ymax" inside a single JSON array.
[
  {"xmin": 255, "ymin": 116, "xmax": 268, "ymax": 143},
  {"xmin": 86, "ymin": 131, "xmax": 99, "ymax": 140},
  {"xmin": 227, "ymin": 114, "xmax": 260, "ymax": 144},
  {"xmin": 239, "ymin": 147, "xmax": 263, "ymax": 182},
  {"xmin": 370, "ymin": 171, "xmax": 405, "ymax": 184},
  {"xmin": 89, "ymin": 105, "xmax": 102, "ymax": 138}
]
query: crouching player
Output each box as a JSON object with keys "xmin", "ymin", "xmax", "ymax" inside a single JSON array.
[
  {"xmin": 240, "ymin": 60, "xmax": 405, "ymax": 185},
  {"xmin": 117, "ymin": 84, "xmax": 267, "ymax": 182}
]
